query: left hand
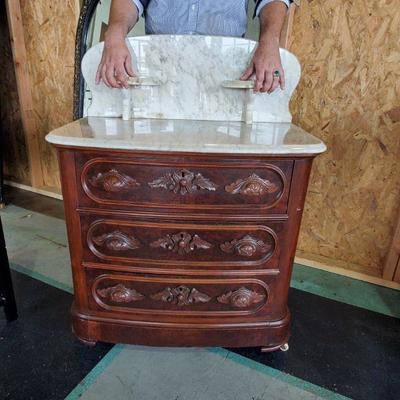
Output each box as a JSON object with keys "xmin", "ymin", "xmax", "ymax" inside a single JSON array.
[{"xmin": 240, "ymin": 37, "xmax": 285, "ymax": 94}]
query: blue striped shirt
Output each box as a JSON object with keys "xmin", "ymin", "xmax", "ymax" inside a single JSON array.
[{"xmin": 132, "ymin": 0, "xmax": 291, "ymax": 37}]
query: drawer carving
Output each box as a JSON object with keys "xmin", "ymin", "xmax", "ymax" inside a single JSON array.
[
  {"xmin": 225, "ymin": 174, "xmax": 278, "ymax": 196},
  {"xmin": 220, "ymin": 235, "xmax": 271, "ymax": 257},
  {"xmin": 150, "ymin": 285, "xmax": 211, "ymax": 306},
  {"xmin": 79, "ymin": 158, "xmax": 292, "ymax": 213},
  {"xmin": 85, "ymin": 219, "xmax": 280, "ymax": 267},
  {"xmin": 148, "ymin": 169, "xmax": 217, "ymax": 195},
  {"xmin": 150, "ymin": 232, "xmax": 213, "ymax": 255},
  {"xmin": 97, "ymin": 283, "xmax": 144, "ymax": 303},
  {"xmin": 91, "ymin": 274, "xmax": 270, "ymax": 316},
  {"xmin": 217, "ymin": 287, "xmax": 265, "ymax": 308},
  {"xmin": 89, "ymin": 169, "xmax": 140, "ymax": 192},
  {"xmin": 92, "ymin": 230, "xmax": 141, "ymax": 252}
]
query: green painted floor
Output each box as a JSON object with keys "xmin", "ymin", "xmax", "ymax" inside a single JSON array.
[{"xmin": 2, "ymin": 203, "xmax": 399, "ymax": 400}]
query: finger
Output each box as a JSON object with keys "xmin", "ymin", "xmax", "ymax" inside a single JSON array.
[
  {"xmin": 115, "ymin": 68, "xmax": 128, "ymax": 89},
  {"xmin": 101, "ymin": 64, "xmax": 111, "ymax": 88},
  {"xmin": 264, "ymin": 71, "xmax": 274, "ymax": 93},
  {"xmin": 262, "ymin": 71, "xmax": 273, "ymax": 93},
  {"xmin": 253, "ymin": 68, "xmax": 265, "ymax": 93},
  {"xmin": 269, "ymin": 76, "xmax": 280, "ymax": 93},
  {"xmin": 105, "ymin": 64, "xmax": 119, "ymax": 88},
  {"xmin": 124, "ymin": 56, "xmax": 136, "ymax": 78},
  {"xmin": 240, "ymin": 64, "xmax": 254, "ymax": 80},
  {"xmin": 95, "ymin": 62, "xmax": 103, "ymax": 85},
  {"xmin": 280, "ymin": 70, "xmax": 286, "ymax": 90}
]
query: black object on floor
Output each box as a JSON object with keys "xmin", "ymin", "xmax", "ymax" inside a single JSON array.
[
  {"xmin": 0, "ymin": 216, "xmax": 17, "ymax": 321},
  {"xmin": 0, "ymin": 270, "xmax": 112, "ymax": 400},
  {"xmin": 230, "ymin": 288, "xmax": 400, "ymax": 400}
]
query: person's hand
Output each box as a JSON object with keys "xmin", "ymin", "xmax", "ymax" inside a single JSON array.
[
  {"xmin": 95, "ymin": 30, "xmax": 136, "ymax": 89},
  {"xmin": 240, "ymin": 36, "xmax": 285, "ymax": 94}
]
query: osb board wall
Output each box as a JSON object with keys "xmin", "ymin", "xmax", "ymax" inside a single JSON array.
[
  {"xmin": 290, "ymin": 0, "xmax": 400, "ymax": 276},
  {"xmin": 18, "ymin": 0, "xmax": 80, "ymax": 188},
  {"xmin": 0, "ymin": 1, "xmax": 30, "ymax": 184}
]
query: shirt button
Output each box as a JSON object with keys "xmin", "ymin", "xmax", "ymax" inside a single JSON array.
[{"xmin": 191, "ymin": 4, "xmax": 196, "ymax": 10}]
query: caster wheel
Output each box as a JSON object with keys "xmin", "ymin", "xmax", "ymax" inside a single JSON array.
[
  {"xmin": 77, "ymin": 336, "xmax": 97, "ymax": 347},
  {"xmin": 280, "ymin": 343, "xmax": 289, "ymax": 352}
]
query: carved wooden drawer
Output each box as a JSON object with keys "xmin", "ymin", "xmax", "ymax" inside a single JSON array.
[
  {"xmin": 87, "ymin": 270, "xmax": 272, "ymax": 318},
  {"xmin": 80, "ymin": 215, "xmax": 285, "ymax": 273},
  {"xmin": 76, "ymin": 154, "xmax": 292, "ymax": 214}
]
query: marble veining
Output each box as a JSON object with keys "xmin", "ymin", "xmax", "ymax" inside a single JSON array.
[
  {"xmin": 82, "ymin": 35, "xmax": 301, "ymax": 123},
  {"xmin": 46, "ymin": 117, "xmax": 326, "ymax": 155}
]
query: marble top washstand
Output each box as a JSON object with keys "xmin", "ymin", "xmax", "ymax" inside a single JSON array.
[{"xmin": 45, "ymin": 35, "xmax": 326, "ymax": 351}]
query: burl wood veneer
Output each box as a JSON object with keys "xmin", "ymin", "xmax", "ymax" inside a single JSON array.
[{"xmin": 47, "ymin": 117, "xmax": 326, "ymax": 351}]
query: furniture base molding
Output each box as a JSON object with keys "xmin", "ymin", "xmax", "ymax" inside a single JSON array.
[{"xmin": 72, "ymin": 306, "xmax": 290, "ymax": 349}]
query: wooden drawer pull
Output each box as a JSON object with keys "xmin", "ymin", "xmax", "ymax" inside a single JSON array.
[
  {"xmin": 150, "ymin": 285, "xmax": 211, "ymax": 306},
  {"xmin": 97, "ymin": 284, "xmax": 144, "ymax": 303},
  {"xmin": 148, "ymin": 169, "xmax": 217, "ymax": 195},
  {"xmin": 92, "ymin": 230, "xmax": 141, "ymax": 251},
  {"xmin": 217, "ymin": 287, "xmax": 265, "ymax": 308},
  {"xmin": 220, "ymin": 235, "xmax": 272, "ymax": 257},
  {"xmin": 89, "ymin": 169, "xmax": 140, "ymax": 192},
  {"xmin": 225, "ymin": 173, "xmax": 278, "ymax": 196},
  {"xmin": 150, "ymin": 232, "xmax": 213, "ymax": 255}
]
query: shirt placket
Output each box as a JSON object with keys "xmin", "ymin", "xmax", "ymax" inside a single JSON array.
[{"xmin": 187, "ymin": 0, "xmax": 200, "ymax": 34}]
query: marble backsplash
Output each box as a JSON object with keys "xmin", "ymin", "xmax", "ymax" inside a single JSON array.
[{"xmin": 82, "ymin": 35, "xmax": 301, "ymax": 123}]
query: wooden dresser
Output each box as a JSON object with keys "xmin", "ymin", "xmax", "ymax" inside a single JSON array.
[{"xmin": 47, "ymin": 117, "xmax": 326, "ymax": 351}]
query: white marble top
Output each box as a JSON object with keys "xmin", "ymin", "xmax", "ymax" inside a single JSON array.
[
  {"xmin": 82, "ymin": 35, "xmax": 301, "ymax": 123},
  {"xmin": 46, "ymin": 117, "xmax": 326, "ymax": 155}
]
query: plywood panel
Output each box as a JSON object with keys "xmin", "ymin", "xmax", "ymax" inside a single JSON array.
[
  {"xmin": 19, "ymin": 0, "xmax": 80, "ymax": 188},
  {"xmin": 290, "ymin": 0, "xmax": 400, "ymax": 276},
  {"xmin": 0, "ymin": 1, "xmax": 30, "ymax": 185}
]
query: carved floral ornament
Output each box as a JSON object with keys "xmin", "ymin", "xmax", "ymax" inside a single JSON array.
[
  {"xmin": 96, "ymin": 283, "xmax": 266, "ymax": 309},
  {"xmin": 220, "ymin": 235, "xmax": 272, "ymax": 257},
  {"xmin": 91, "ymin": 228, "xmax": 272, "ymax": 258},
  {"xmin": 150, "ymin": 232, "xmax": 213, "ymax": 255},
  {"xmin": 92, "ymin": 230, "xmax": 141, "ymax": 251},
  {"xmin": 225, "ymin": 173, "xmax": 279, "ymax": 196},
  {"xmin": 148, "ymin": 169, "xmax": 217, "ymax": 195},
  {"xmin": 89, "ymin": 169, "xmax": 140, "ymax": 192},
  {"xmin": 97, "ymin": 284, "xmax": 144, "ymax": 303},
  {"xmin": 217, "ymin": 287, "xmax": 266, "ymax": 308},
  {"xmin": 151, "ymin": 285, "xmax": 211, "ymax": 306}
]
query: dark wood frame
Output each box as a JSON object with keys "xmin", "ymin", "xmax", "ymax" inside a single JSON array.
[{"xmin": 73, "ymin": 0, "xmax": 100, "ymax": 120}]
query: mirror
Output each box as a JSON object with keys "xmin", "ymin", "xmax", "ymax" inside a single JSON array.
[{"xmin": 75, "ymin": 0, "xmax": 261, "ymax": 119}]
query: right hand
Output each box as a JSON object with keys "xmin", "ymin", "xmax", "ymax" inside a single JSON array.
[{"xmin": 95, "ymin": 31, "xmax": 136, "ymax": 89}]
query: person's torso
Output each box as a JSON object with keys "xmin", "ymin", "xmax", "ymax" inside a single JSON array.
[{"xmin": 144, "ymin": 0, "xmax": 249, "ymax": 37}]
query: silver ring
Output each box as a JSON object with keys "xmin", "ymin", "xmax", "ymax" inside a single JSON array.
[{"xmin": 273, "ymin": 70, "xmax": 280, "ymax": 78}]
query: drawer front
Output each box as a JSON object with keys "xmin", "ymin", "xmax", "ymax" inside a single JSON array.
[
  {"xmin": 88, "ymin": 271, "xmax": 272, "ymax": 317},
  {"xmin": 77, "ymin": 155, "xmax": 292, "ymax": 213},
  {"xmin": 81, "ymin": 215, "xmax": 284, "ymax": 271}
]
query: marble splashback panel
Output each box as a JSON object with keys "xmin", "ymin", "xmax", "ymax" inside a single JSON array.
[{"xmin": 82, "ymin": 35, "xmax": 301, "ymax": 123}]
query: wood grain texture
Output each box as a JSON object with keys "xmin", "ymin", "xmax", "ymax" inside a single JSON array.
[
  {"xmin": 19, "ymin": 0, "xmax": 80, "ymax": 188},
  {"xmin": 0, "ymin": 1, "xmax": 29, "ymax": 185},
  {"xmin": 290, "ymin": 0, "xmax": 400, "ymax": 277},
  {"xmin": 383, "ymin": 207, "xmax": 400, "ymax": 281},
  {"xmin": 5, "ymin": 0, "xmax": 43, "ymax": 187}
]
